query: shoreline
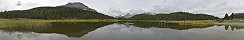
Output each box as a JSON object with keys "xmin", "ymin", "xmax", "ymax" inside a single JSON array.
[
  {"xmin": 1, "ymin": 19, "xmax": 244, "ymax": 26},
  {"xmin": 0, "ymin": 19, "xmax": 121, "ymax": 22}
]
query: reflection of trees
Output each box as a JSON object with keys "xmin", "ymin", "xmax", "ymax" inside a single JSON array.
[
  {"xmin": 0, "ymin": 22, "xmax": 114, "ymax": 37},
  {"xmin": 130, "ymin": 22, "xmax": 214, "ymax": 30},
  {"xmin": 224, "ymin": 25, "xmax": 244, "ymax": 31}
]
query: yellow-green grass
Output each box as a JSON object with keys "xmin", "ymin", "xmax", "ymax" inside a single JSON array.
[
  {"xmin": 124, "ymin": 20, "xmax": 216, "ymax": 24},
  {"xmin": 0, "ymin": 20, "xmax": 51, "ymax": 29},
  {"xmin": 122, "ymin": 20, "xmax": 217, "ymax": 26},
  {"xmin": 166, "ymin": 20, "xmax": 216, "ymax": 26},
  {"xmin": 0, "ymin": 18, "xmax": 218, "ymax": 28},
  {"xmin": 122, "ymin": 20, "xmax": 165, "ymax": 22},
  {"xmin": 0, "ymin": 19, "xmax": 121, "ymax": 22},
  {"xmin": 0, "ymin": 19, "xmax": 121, "ymax": 28},
  {"xmin": 224, "ymin": 19, "xmax": 244, "ymax": 23}
]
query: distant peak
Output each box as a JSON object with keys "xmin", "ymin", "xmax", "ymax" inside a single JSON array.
[
  {"xmin": 68, "ymin": 2, "xmax": 83, "ymax": 4},
  {"xmin": 67, "ymin": 2, "xmax": 85, "ymax": 5},
  {"xmin": 16, "ymin": 1, "xmax": 22, "ymax": 6},
  {"xmin": 62, "ymin": 2, "xmax": 96, "ymax": 11}
]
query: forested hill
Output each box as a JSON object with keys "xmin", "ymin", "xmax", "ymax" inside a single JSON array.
[
  {"xmin": 0, "ymin": 6, "xmax": 114, "ymax": 19},
  {"xmin": 128, "ymin": 12, "xmax": 219, "ymax": 20}
]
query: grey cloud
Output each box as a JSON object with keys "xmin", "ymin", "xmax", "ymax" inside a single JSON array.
[{"xmin": 1, "ymin": 0, "xmax": 244, "ymax": 17}]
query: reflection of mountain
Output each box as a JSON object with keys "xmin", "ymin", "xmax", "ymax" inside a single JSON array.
[
  {"xmin": 224, "ymin": 25, "xmax": 244, "ymax": 31},
  {"xmin": 130, "ymin": 22, "xmax": 214, "ymax": 30},
  {"xmin": 2, "ymin": 23, "xmax": 244, "ymax": 40},
  {"xmin": 0, "ymin": 22, "xmax": 214, "ymax": 38},
  {"xmin": 79, "ymin": 23, "xmax": 244, "ymax": 40},
  {"xmin": 0, "ymin": 22, "xmax": 114, "ymax": 37}
]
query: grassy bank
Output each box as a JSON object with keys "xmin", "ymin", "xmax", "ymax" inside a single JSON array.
[
  {"xmin": 0, "ymin": 19, "xmax": 121, "ymax": 22},
  {"xmin": 0, "ymin": 19, "xmax": 217, "ymax": 28},
  {"xmin": 224, "ymin": 19, "xmax": 244, "ymax": 23},
  {"xmin": 0, "ymin": 19, "xmax": 120, "ymax": 29},
  {"xmin": 123, "ymin": 20, "xmax": 216, "ymax": 25},
  {"xmin": 0, "ymin": 20, "xmax": 51, "ymax": 29},
  {"xmin": 0, "ymin": 19, "xmax": 218, "ymax": 24},
  {"xmin": 168, "ymin": 20, "xmax": 216, "ymax": 25}
]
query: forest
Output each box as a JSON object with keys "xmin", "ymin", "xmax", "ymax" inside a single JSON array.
[
  {"xmin": 224, "ymin": 13, "xmax": 244, "ymax": 20},
  {"xmin": 0, "ymin": 6, "xmax": 114, "ymax": 20},
  {"xmin": 128, "ymin": 12, "xmax": 219, "ymax": 20}
]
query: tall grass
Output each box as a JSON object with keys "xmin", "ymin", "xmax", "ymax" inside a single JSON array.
[
  {"xmin": 0, "ymin": 19, "xmax": 120, "ymax": 28},
  {"xmin": 0, "ymin": 20, "xmax": 51, "ymax": 29},
  {"xmin": 224, "ymin": 19, "xmax": 244, "ymax": 23}
]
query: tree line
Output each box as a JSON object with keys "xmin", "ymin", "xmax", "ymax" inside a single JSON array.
[
  {"xmin": 128, "ymin": 12, "xmax": 219, "ymax": 20},
  {"xmin": 223, "ymin": 13, "xmax": 244, "ymax": 20}
]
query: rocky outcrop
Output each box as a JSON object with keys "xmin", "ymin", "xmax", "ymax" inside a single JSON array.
[{"xmin": 62, "ymin": 2, "xmax": 97, "ymax": 12}]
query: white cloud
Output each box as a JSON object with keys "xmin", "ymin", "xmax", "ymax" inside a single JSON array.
[{"xmin": 1, "ymin": 0, "xmax": 244, "ymax": 17}]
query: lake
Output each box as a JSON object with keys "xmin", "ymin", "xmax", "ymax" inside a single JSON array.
[{"xmin": 0, "ymin": 22, "xmax": 244, "ymax": 40}]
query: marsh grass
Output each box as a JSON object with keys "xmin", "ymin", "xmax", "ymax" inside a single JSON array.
[
  {"xmin": 168, "ymin": 20, "xmax": 216, "ymax": 24},
  {"xmin": 29, "ymin": 19, "xmax": 121, "ymax": 22},
  {"xmin": 0, "ymin": 20, "xmax": 51, "ymax": 29},
  {"xmin": 0, "ymin": 19, "xmax": 120, "ymax": 28},
  {"xmin": 224, "ymin": 19, "xmax": 244, "ymax": 23},
  {"xmin": 0, "ymin": 19, "xmax": 217, "ymax": 29}
]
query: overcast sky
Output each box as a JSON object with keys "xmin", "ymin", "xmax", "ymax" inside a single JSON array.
[{"xmin": 1, "ymin": 0, "xmax": 244, "ymax": 17}]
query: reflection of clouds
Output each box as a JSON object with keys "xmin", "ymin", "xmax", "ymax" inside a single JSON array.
[
  {"xmin": 1, "ymin": 24, "xmax": 244, "ymax": 40},
  {"xmin": 0, "ymin": 32, "xmax": 78, "ymax": 40},
  {"xmin": 80, "ymin": 24, "xmax": 244, "ymax": 40}
]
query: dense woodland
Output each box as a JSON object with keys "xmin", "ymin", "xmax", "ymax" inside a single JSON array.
[
  {"xmin": 224, "ymin": 13, "xmax": 244, "ymax": 20},
  {"xmin": 0, "ymin": 6, "xmax": 114, "ymax": 19},
  {"xmin": 128, "ymin": 12, "xmax": 219, "ymax": 20}
]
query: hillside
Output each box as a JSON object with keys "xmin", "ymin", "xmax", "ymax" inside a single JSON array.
[
  {"xmin": 0, "ymin": 6, "xmax": 114, "ymax": 19},
  {"xmin": 129, "ymin": 12, "xmax": 219, "ymax": 20}
]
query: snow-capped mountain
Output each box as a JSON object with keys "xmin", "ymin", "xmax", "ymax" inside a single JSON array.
[
  {"xmin": 105, "ymin": 9, "xmax": 146, "ymax": 18},
  {"xmin": 61, "ymin": 2, "xmax": 147, "ymax": 18}
]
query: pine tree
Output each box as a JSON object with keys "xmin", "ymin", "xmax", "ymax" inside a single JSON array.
[
  {"xmin": 229, "ymin": 13, "xmax": 235, "ymax": 19},
  {"xmin": 223, "ymin": 13, "xmax": 229, "ymax": 20}
]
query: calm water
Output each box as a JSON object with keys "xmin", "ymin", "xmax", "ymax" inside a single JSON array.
[{"xmin": 0, "ymin": 22, "xmax": 244, "ymax": 40}]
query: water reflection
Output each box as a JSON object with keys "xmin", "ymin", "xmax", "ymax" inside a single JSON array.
[
  {"xmin": 224, "ymin": 25, "xmax": 244, "ymax": 31},
  {"xmin": 0, "ymin": 22, "xmax": 244, "ymax": 40},
  {"xmin": 131, "ymin": 22, "xmax": 214, "ymax": 30},
  {"xmin": 0, "ymin": 22, "xmax": 114, "ymax": 37}
]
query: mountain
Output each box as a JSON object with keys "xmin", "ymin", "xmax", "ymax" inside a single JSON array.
[
  {"xmin": 105, "ymin": 9, "xmax": 145, "ymax": 18},
  {"xmin": 129, "ymin": 12, "xmax": 219, "ymax": 20},
  {"xmin": 61, "ymin": 2, "xmax": 96, "ymax": 12},
  {"xmin": 0, "ymin": 3, "xmax": 114, "ymax": 19},
  {"xmin": 120, "ymin": 13, "xmax": 135, "ymax": 18}
]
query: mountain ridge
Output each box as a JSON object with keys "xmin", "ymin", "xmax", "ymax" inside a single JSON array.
[{"xmin": 61, "ymin": 2, "xmax": 97, "ymax": 12}]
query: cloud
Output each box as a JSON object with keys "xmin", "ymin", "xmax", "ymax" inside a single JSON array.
[
  {"xmin": 81, "ymin": 0, "xmax": 244, "ymax": 17},
  {"xmin": 1, "ymin": 0, "xmax": 244, "ymax": 17}
]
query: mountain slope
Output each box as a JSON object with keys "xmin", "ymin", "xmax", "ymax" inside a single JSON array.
[
  {"xmin": 62, "ymin": 2, "xmax": 96, "ymax": 12},
  {"xmin": 0, "ymin": 6, "xmax": 114, "ymax": 19}
]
